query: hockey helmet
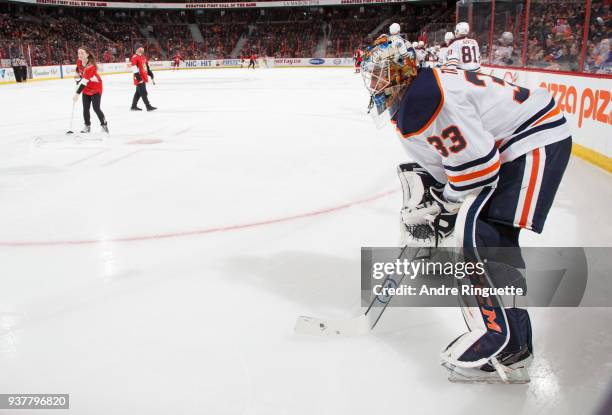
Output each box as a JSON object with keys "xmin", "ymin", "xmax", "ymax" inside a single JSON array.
[
  {"xmin": 389, "ymin": 22, "xmax": 401, "ymax": 35},
  {"xmin": 455, "ymin": 22, "xmax": 470, "ymax": 38},
  {"xmin": 499, "ymin": 31, "xmax": 514, "ymax": 45},
  {"xmin": 444, "ymin": 31, "xmax": 454, "ymax": 45}
]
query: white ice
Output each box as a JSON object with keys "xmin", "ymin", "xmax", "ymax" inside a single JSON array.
[{"xmin": 0, "ymin": 68, "xmax": 611, "ymax": 415}]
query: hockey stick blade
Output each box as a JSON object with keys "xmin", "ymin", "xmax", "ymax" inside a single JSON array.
[
  {"xmin": 294, "ymin": 314, "xmax": 372, "ymax": 336},
  {"xmin": 294, "ymin": 245, "xmax": 432, "ymax": 337}
]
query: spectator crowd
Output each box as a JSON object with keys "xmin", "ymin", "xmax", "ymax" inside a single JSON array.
[{"xmin": 0, "ymin": 0, "xmax": 609, "ymax": 74}]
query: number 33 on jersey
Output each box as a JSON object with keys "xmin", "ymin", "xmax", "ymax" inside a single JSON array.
[{"xmin": 391, "ymin": 68, "xmax": 570, "ymax": 201}]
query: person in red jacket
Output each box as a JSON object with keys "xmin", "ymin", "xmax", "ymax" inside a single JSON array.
[
  {"xmin": 248, "ymin": 52, "xmax": 256, "ymax": 69},
  {"xmin": 172, "ymin": 52, "xmax": 181, "ymax": 70},
  {"xmin": 130, "ymin": 46, "xmax": 156, "ymax": 111},
  {"xmin": 73, "ymin": 46, "xmax": 108, "ymax": 134}
]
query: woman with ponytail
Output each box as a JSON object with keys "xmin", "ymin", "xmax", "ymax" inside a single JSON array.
[{"xmin": 73, "ymin": 47, "xmax": 108, "ymax": 134}]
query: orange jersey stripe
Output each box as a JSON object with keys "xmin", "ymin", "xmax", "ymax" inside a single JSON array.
[
  {"xmin": 447, "ymin": 159, "xmax": 500, "ymax": 183},
  {"xmin": 533, "ymin": 106, "xmax": 561, "ymax": 127}
]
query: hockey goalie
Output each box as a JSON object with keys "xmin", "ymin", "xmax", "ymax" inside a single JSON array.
[{"xmin": 361, "ymin": 34, "xmax": 572, "ymax": 383}]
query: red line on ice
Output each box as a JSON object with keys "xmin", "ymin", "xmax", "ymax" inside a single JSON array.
[{"xmin": 0, "ymin": 189, "xmax": 398, "ymax": 247}]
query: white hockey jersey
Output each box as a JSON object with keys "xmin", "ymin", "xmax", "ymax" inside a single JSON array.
[
  {"xmin": 492, "ymin": 45, "xmax": 514, "ymax": 65},
  {"xmin": 416, "ymin": 48, "xmax": 427, "ymax": 67},
  {"xmin": 446, "ymin": 37, "xmax": 481, "ymax": 71},
  {"xmin": 388, "ymin": 34, "xmax": 412, "ymax": 62},
  {"xmin": 391, "ymin": 68, "xmax": 570, "ymax": 201},
  {"xmin": 439, "ymin": 46, "xmax": 448, "ymax": 65}
]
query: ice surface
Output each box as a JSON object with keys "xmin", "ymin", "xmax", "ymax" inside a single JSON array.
[{"xmin": 0, "ymin": 68, "xmax": 610, "ymax": 414}]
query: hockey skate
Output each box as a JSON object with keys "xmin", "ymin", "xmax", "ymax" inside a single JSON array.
[
  {"xmin": 80, "ymin": 124, "xmax": 91, "ymax": 133},
  {"xmin": 131, "ymin": 106, "xmax": 142, "ymax": 111},
  {"xmin": 101, "ymin": 122, "xmax": 109, "ymax": 134},
  {"xmin": 146, "ymin": 105, "xmax": 157, "ymax": 111},
  {"xmin": 443, "ymin": 349, "xmax": 533, "ymax": 384}
]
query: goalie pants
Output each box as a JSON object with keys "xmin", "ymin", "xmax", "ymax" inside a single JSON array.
[
  {"xmin": 462, "ymin": 136, "xmax": 573, "ymax": 250},
  {"xmin": 82, "ymin": 93, "xmax": 105, "ymax": 126},
  {"xmin": 453, "ymin": 136, "xmax": 571, "ymax": 364}
]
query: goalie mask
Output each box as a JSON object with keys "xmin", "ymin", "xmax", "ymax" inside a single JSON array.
[{"xmin": 361, "ymin": 34, "xmax": 418, "ymax": 127}]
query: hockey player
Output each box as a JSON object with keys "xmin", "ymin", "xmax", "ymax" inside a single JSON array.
[
  {"xmin": 439, "ymin": 31, "xmax": 454, "ymax": 65},
  {"xmin": 361, "ymin": 36, "xmax": 571, "ymax": 383},
  {"xmin": 447, "ymin": 22, "xmax": 481, "ymax": 71},
  {"xmin": 73, "ymin": 46, "xmax": 108, "ymax": 133},
  {"xmin": 492, "ymin": 32, "xmax": 515, "ymax": 66},
  {"xmin": 415, "ymin": 41, "xmax": 427, "ymax": 68},
  {"xmin": 389, "ymin": 23, "xmax": 412, "ymax": 58},
  {"xmin": 424, "ymin": 46, "xmax": 439, "ymax": 68},
  {"xmin": 130, "ymin": 46, "xmax": 157, "ymax": 111}
]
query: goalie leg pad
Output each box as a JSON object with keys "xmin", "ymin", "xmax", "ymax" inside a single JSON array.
[{"xmin": 442, "ymin": 187, "xmax": 534, "ymax": 382}]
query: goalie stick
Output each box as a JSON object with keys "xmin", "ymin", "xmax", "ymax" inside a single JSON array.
[
  {"xmin": 294, "ymin": 193, "xmax": 478, "ymax": 336},
  {"xmin": 294, "ymin": 245, "xmax": 433, "ymax": 336}
]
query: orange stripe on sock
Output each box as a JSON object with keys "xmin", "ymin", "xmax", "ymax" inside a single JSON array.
[{"xmin": 519, "ymin": 149, "xmax": 540, "ymax": 227}]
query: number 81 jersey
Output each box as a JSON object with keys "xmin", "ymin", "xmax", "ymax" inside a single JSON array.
[
  {"xmin": 391, "ymin": 68, "xmax": 570, "ymax": 201},
  {"xmin": 446, "ymin": 37, "xmax": 481, "ymax": 71}
]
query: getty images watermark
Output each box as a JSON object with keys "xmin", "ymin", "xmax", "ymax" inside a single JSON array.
[
  {"xmin": 361, "ymin": 247, "xmax": 611, "ymax": 307},
  {"xmin": 371, "ymin": 256, "xmax": 524, "ymax": 298}
]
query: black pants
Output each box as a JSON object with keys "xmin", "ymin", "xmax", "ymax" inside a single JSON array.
[
  {"xmin": 132, "ymin": 83, "xmax": 152, "ymax": 108},
  {"xmin": 20, "ymin": 66, "xmax": 27, "ymax": 81},
  {"xmin": 83, "ymin": 93, "xmax": 106, "ymax": 125},
  {"xmin": 12, "ymin": 66, "xmax": 22, "ymax": 82},
  {"xmin": 248, "ymin": 59, "xmax": 255, "ymax": 69}
]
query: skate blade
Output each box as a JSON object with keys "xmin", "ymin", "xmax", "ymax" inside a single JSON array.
[
  {"xmin": 446, "ymin": 365, "xmax": 531, "ymax": 384},
  {"xmin": 33, "ymin": 134, "xmax": 106, "ymax": 148}
]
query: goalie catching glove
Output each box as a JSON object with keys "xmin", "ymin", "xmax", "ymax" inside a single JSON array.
[{"xmin": 398, "ymin": 163, "xmax": 462, "ymax": 246}]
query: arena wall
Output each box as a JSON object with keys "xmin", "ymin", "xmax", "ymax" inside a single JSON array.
[{"xmin": 482, "ymin": 65, "xmax": 612, "ymax": 172}]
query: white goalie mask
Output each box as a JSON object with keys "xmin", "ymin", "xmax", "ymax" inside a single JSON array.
[{"xmin": 361, "ymin": 35, "xmax": 418, "ymax": 128}]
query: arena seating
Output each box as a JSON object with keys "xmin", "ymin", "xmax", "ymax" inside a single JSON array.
[{"xmin": 0, "ymin": 0, "xmax": 609, "ymax": 74}]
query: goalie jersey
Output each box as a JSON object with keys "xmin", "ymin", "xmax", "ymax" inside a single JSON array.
[{"xmin": 391, "ymin": 68, "xmax": 570, "ymax": 201}]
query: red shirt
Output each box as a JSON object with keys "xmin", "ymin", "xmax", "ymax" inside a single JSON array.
[
  {"xmin": 174, "ymin": 54, "xmax": 181, "ymax": 62},
  {"xmin": 131, "ymin": 54, "xmax": 149, "ymax": 85},
  {"xmin": 76, "ymin": 58, "xmax": 84, "ymax": 76},
  {"xmin": 250, "ymin": 54, "xmax": 257, "ymax": 60},
  {"xmin": 82, "ymin": 64, "xmax": 102, "ymax": 95}
]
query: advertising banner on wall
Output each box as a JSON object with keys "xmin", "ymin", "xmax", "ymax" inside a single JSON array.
[
  {"xmin": 0, "ymin": 67, "xmax": 16, "ymax": 83},
  {"xmin": 482, "ymin": 65, "xmax": 612, "ymax": 159},
  {"xmin": 31, "ymin": 65, "xmax": 62, "ymax": 80}
]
